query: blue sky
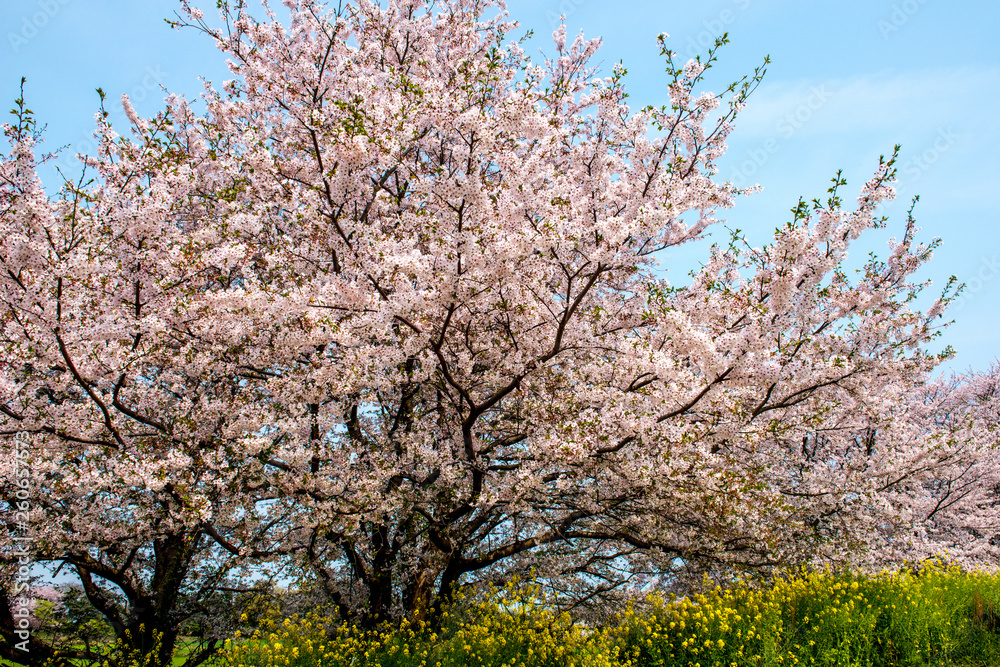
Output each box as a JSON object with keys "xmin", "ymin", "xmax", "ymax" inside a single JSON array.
[{"xmin": 2, "ymin": 0, "xmax": 998, "ymax": 374}]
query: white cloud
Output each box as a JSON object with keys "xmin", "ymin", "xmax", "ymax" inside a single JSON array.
[{"xmin": 733, "ymin": 66, "xmax": 1000, "ymax": 138}]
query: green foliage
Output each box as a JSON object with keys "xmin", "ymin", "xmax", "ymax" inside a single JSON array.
[
  {"xmin": 53, "ymin": 585, "xmax": 116, "ymax": 651},
  {"xmin": 212, "ymin": 563, "xmax": 1000, "ymax": 667}
]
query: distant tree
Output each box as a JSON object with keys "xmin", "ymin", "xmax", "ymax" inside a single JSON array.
[
  {"xmin": 39, "ymin": 586, "xmax": 112, "ymax": 654},
  {"xmin": 889, "ymin": 363, "xmax": 1000, "ymax": 564}
]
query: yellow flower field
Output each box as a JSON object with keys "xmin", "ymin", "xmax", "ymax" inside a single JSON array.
[{"xmin": 213, "ymin": 562, "xmax": 1000, "ymax": 667}]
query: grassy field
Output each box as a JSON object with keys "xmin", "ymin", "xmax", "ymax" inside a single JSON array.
[
  {"xmin": 0, "ymin": 636, "xmax": 203, "ymax": 667},
  {"xmin": 213, "ymin": 562, "xmax": 1000, "ymax": 667}
]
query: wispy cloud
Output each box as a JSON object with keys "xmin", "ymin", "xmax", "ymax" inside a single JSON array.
[
  {"xmin": 719, "ymin": 66, "xmax": 1000, "ymax": 207},
  {"xmin": 733, "ymin": 66, "xmax": 1000, "ymax": 138}
]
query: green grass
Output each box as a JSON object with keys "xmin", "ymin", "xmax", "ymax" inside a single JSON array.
[{"xmin": 1, "ymin": 635, "xmax": 204, "ymax": 667}]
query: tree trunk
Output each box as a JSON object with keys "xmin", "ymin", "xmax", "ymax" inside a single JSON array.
[
  {"xmin": 363, "ymin": 524, "xmax": 394, "ymax": 628},
  {"xmin": 104, "ymin": 531, "xmax": 200, "ymax": 667}
]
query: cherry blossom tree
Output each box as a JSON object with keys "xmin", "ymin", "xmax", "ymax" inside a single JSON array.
[
  {"xmin": 0, "ymin": 0, "xmax": 983, "ymax": 661},
  {"xmin": 882, "ymin": 363, "xmax": 1000, "ymax": 565},
  {"xmin": 0, "ymin": 84, "xmax": 296, "ymax": 667}
]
